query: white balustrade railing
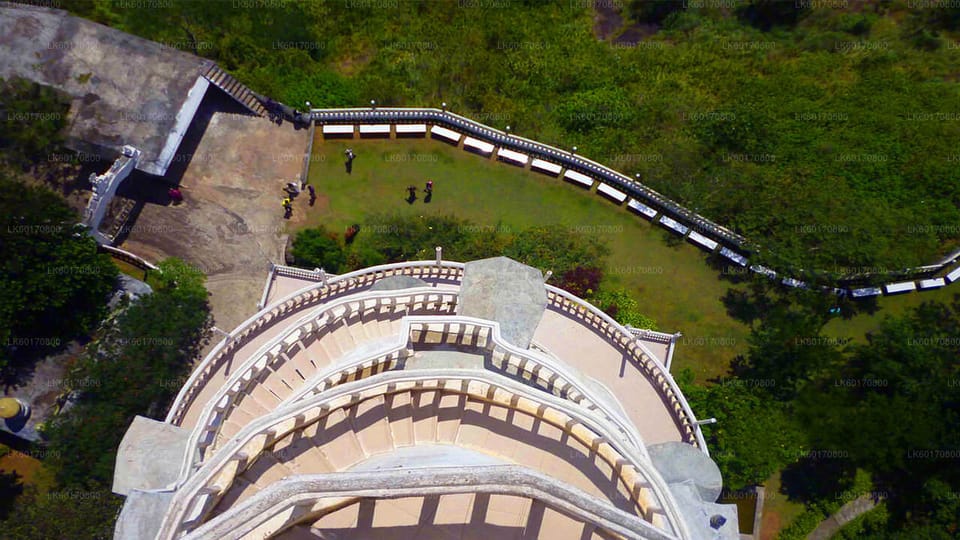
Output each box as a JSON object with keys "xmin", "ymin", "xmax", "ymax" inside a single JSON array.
[
  {"xmin": 181, "ymin": 288, "xmax": 459, "ymax": 482},
  {"xmin": 310, "ymin": 107, "xmax": 960, "ymax": 293},
  {"xmin": 156, "ymin": 369, "xmax": 690, "ymax": 540},
  {"xmin": 168, "ymin": 261, "xmax": 707, "ymax": 464},
  {"xmin": 182, "ymin": 467, "xmax": 679, "ymax": 540},
  {"xmin": 165, "ymin": 260, "xmax": 465, "ymax": 425},
  {"xmin": 545, "ymin": 285, "xmax": 708, "ymax": 454}
]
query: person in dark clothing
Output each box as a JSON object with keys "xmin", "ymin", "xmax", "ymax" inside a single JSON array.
[
  {"xmin": 307, "ymin": 184, "xmax": 316, "ymax": 206},
  {"xmin": 406, "ymin": 185, "xmax": 417, "ymax": 204},
  {"xmin": 423, "ymin": 180, "xmax": 433, "ymax": 203}
]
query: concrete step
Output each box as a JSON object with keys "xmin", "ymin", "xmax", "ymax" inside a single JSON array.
[
  {"xmin": 242, "ymin": 451, "xmax": 294, "ymax": 490},
  {"xmin": 271, "ymin": 422, "xmax": 337, "ymax": 474},
  {"xmin": 312, "ymin": 408, "xmax": 366, "ymax": 471},
  {"xmin": 219, "ymin": 417, "xmax": 248, "ymax": 443},
  {"xmin": 225, "ymin": 401, "xmax": 261, "ymax": 428},
  {"xmin": 410, "ymin": 389, "xmax": 440, "ymax": 445},
  {"xmin": 436, "ymin": 392, "xmax": 465, "ymax": 444},
  {"xmin": 305, "ymin": 337, "xmax": 333, "ymax": 369},
  {"xmin": 247, "ymin": 382, "xmax": 283, "ymax": 411},
  {"xmin": 384, "ymin": 391, "xmax": 415, "ymax": 449},
  {"xmin": 348, "ymin": 394, "xmax": 394, "ymax": 456},
  {"xmin": 277, "ymin": 524, "xmax": 320, "ymax": 540},
  {"xmin": 332, "ymin": 324, "xmax": 358, "ymax": 353},
  {"xmin": 212, "ymin": 476, "xmax": 259, "ymax": 515},
  {"xmin": 259, "ymin": 366, "xmax": 296, "ymax": 402},
  {"xmin": 539, "ymin": 504, "xmax": 590, "ymax": 538},
  {"xmin": 234, "ymin": 392, "xmax": 270, "ymax": 419}
]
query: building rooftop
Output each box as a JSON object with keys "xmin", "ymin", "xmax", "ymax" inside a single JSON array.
[
  {"xmin": 113, "ymin": 259, "xmax": 736, "ymax": 540},
  {"xmin": 0, "ymin": 2, "xmax": 212, "ymax": 175}
]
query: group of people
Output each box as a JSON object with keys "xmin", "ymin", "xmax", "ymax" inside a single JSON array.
[
  {"xmin": 281, "ymin": 181, "xmax": 316, "ymax": 219},
  {"xmin": 406, "ymin": 180, "xmax": 433, "ymax": 203},
  {"xmin": 279, "ymin": 148, "xmax": 439, "ymax": 218}
]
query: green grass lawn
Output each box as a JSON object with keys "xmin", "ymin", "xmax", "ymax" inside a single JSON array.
[
  {"xmin": 825, "ymin": 284, "xmax": 959, "ymax": 345},
  {"xmin": 299, "ymin": 134, "xmax": 960, "ymax": 380},
  {"xmin": 301, "ymin": 135, "xmax": 751, "ymax": 380}
]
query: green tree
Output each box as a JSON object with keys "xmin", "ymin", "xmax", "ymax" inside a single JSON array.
[
  {"xmin": 0, "ymin": 176, "xmax": 117, "ymax": 374},
  {"xmin": 682, "ymin": 372, "xmax": 806, "ymax": 491},
  {"xmin": 504, "ymin": 224, "xmax": 610, "ymax": 279},
  {"xmin": 628, "ymin": 0, "xmax": 685, "ymax": 25},
  {"xmin": 358, "ymin": 214, "xmax": 474, "ymax": 263},
  {"xmin": 0, "ymin": 77, "xmax": 70, "ymax": 167},
  {"xmin": 3, "ymin": 486, "xmax": 121, "ymax": 540},
  {"xmin": 44, "ymin": 258, "xmax": 210, "ymax": 487},
  {"xmin": 800, "ymin": 299, "xmax": 960, "ymax": 535}
]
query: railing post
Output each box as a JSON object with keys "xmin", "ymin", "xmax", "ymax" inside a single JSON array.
[
  {"xmin": 315, "ymin": 267, "xmax": 329, "ymax": 287},
  {"xmin": 435, "ymin": 246, "xmax": 442, "ymax": 266},
  {"xmin": 544, "ymin": 270, "xmax": 553, "ymax": 282},
  {"xmin": 665, "ymin": 332, "xmax": 681, "ymax": 372}
]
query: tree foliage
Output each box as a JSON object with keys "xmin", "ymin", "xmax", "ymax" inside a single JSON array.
[
  {"xmin": 682, "ymin": 373, "xmax": 805, "ymax": 491},
  {"xmin": 0, "ymin": 176, "xmax": 117, "ymax": 374},
  {"xmin": 0, "ymin": 77, "xmax": 70, "ymax": 167},
  {"xmin": 796, "ymin": 299, "xmax": 960, "ymax": 534},
  {"xmin": 65, "ymin": 2, "xmax": 960, "ymax": 275},
  {"xmin": 590, "ymin": 288, "xmax": 658, "ymax": 330},
  {"xmin": 44, "ymin": 258, "xmax": 210, "ymax": 488},
  {"xmin": 2, "ymin": 486, "xmax": 120, "ymax": 540}
]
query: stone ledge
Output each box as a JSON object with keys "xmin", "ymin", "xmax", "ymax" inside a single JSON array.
[{"xmin": 113, "ymin": 415, "xmax": 189, "ymax": 496}]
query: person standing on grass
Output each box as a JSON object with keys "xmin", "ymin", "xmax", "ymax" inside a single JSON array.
[
  {"xmin": 282, "ymin": 197, "xmax": 292, "ymax": 219},
  {"xmin": 423, "ymin": 180, "xmax": 433, "ymax": 203},
  {"xmin": 307, "ymin": 184, "xmax": 316, "ymax": 206},
  {"xmin": 345, "ymin": 148, "xmax": 355, "ymax": 174},
  {"xmin": 406, "ymin": 185, "xmax": 417, "ymax": 203}
]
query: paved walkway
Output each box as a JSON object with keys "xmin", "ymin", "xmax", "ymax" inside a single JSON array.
[
  {"xmin": 119, "ymin": 102, "xmax": 309, "ymax": 335},
  {"xmin": 806, "ymin": 494, "xmax": 882, "ymax": 540}
]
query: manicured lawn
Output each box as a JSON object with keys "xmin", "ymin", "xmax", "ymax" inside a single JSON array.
[
  {"xmin": 299, "ymin": 133, "xmax": 960, "ymax": 380},
  {"xmin": 301, "ymin": 135, "xmax": 751, "ymax": 380}
]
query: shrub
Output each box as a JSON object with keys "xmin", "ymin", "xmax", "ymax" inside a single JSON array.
[
  {"xmin": 559, "ymin": 266, "xmax": 603, "ymax": 298},
  {"xmin": 589, "ymin": 288, "xmax": 658, "ymax": 330},
  {"xmin": 291, "ymin": 226, "xmax": 346, "ymax": 273}
]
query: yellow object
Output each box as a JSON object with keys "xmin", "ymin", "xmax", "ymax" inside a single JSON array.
[{"xmin": 0, "ymin": 398, "xmax": 21, "ymax": 419}]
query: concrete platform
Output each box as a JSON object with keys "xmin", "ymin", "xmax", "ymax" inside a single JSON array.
[
  {"xmin": 458, "ymin": 257, "xmax": 547, "ymax": 349},
  {"xmin": 0, "ymin": 3, "xmax": 214, "ymax": 175}
]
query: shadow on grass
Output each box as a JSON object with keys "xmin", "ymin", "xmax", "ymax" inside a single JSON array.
[
  {"xmin": 0, "ymin": 469, "xmax": 24, "ymax": 520},
  {"xmin": 779, "ymin": 457, "xmax": 853, "ymax": 504}
]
